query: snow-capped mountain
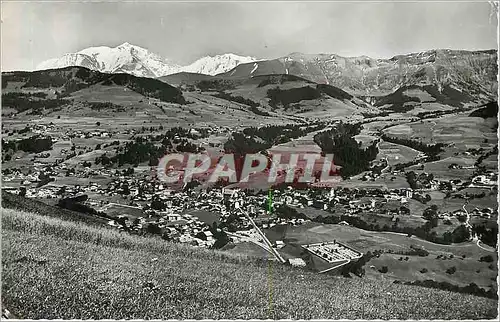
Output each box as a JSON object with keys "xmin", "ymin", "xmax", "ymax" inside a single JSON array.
[
  {"xmin": 36, "ymin": 44, "xmax": 257, "ymax": 78},
  {"xmin": 36, "ymin": 53, "xmax": 101, "ymax": 72},
  {"xmin": 37, "ymin": 43, "xmax": 182, "ymax": 78},
  {"xmin": 36, "ymin": 44, "xmax": 497, "ymax": 98},
  {"xmin": 181, "ymin": 53, "xmax": 257, "ymax": 76}
]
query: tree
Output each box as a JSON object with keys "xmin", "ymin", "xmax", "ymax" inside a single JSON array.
[
  {"xmin": 451, "ymin": 225, "xmax": 470, "ymax": 243},
  {"xmin": 479, "ymin": 255, "xmax": 494, "ymax": 263},
  {"xmin": 422, "ymin": 205, "xmax": 439, "ymax": 228},
  {"xmin": 121, "ymin": 183, "xmax": 130, "ymax": 195},
  {"xmin": 210, "ymin": 222, "xmax": 230, "ymax": 249},
  {"xmin": 96, "ymin": 121, "xmax": 101, "ymax": 126},
  {"xmin": 151, "ymin": 195, "xmax": 165, "ymax": 210},
  {"xmin": 56, "ymin": 186, "xmax": 66, "ymax": 195},
  {"xmin": 183, "ymin": 180, "xmax": 201, "ymax": 192}
]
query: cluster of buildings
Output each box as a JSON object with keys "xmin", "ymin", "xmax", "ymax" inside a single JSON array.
[
  {"xmin": 472, "ymin": 173, "xmax": 498, "ymax": 186},
  {"xmin": 110, "ymin": 212, "xmax": 217, "ymax": 248}
]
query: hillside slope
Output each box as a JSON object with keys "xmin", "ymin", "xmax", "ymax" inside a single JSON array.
[
  {"xmin": 181, "ymin": 53, "xmax": 257, "ymax": 76},
  {"xmin": 1, "ymin": 207, "xmax": 497, "ymax": 319},
  {"xmin": 2, "ymin": 67, "xmax": 186, "ymax": 102}
]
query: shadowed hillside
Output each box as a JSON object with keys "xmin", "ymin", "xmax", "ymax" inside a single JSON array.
[{"xmin": 2, "ymin": 67, "xmax": 186, "ymax": 106}]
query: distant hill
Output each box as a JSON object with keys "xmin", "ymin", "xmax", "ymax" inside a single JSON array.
[
  {"xmin": 367, "ymin": 83, "xmax": 477, "ymax": 112},
  {"xmin": 1, "ymin": 200, "xmax": 497, "ymax": 319},
  {"xmin": 158, "ymin": 72, "xmax": 215, "ymax": 86}
]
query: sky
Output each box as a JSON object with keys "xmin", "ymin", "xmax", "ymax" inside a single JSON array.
[{"xmin": 1, "ymin": 0, "xmax": 498, "ymax": 71}]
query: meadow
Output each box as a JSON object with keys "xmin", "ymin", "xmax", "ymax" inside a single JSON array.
[{"xmin": 264, "ymin": 221, "xmax": 497, "ymax": 290}]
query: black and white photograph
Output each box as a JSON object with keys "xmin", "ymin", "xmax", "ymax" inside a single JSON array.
[{"xmin": 1, "ymin": 0, "xmax": 499, "ymax": 320}]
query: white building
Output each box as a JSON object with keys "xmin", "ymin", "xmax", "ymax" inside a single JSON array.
[{"xmin": 288, "ymin": 258, "xmax": 306, "ymax": 267}]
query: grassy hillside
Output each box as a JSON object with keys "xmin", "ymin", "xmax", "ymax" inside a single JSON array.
[{"xmin": 1, "ymin": 207, "xmax": 498, "ymax": 319}]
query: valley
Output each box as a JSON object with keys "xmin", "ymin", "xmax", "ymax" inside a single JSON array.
[{"xmin": 1, "ymin": 45, "xmax": 498, "ymax": 319}]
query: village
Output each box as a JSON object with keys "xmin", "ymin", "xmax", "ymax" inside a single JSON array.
[
  {"xmin": 2, "ymin": 120, "xmax": 498, "ymax": 256},
  {"xmin": 3, "ymin": 156, "xmax": 498, "ymax": 252}
]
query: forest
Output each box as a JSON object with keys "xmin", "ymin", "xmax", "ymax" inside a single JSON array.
[{"xmin": 313, "ymin": 123, "xmax": 379, "ymax": 179}]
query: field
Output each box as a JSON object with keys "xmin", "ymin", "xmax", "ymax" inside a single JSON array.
[
  {"xmin": 383, "ymin": 114, "xmax": 497, "ymax": 149},
  {"xmin": 376, "ymin": 141, "xmax": 422, "ymax": 165},
  {"xmin": 335, "ymin": 173, "xmax": 410, "ymax": 190},
  {"xmin": 222, "ymin": 241, "xmax": 275, "ymax": 260},
  {"xmin": 407, "ymin": 156, "xmax": 477, "ymax": 180},
  {"xmin": 1, "ymin": 208, "xmax": 497, "ymax": 319},
  {"xmin": 264, "ymin": 221, "xmax": 497, "ymax": 291}
]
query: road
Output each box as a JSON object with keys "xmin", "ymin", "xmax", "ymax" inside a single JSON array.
[
  {"xmin": 226, "ymin": 231, "xmax": 278, "ymax": 259},
  {"xmin": 100, "ymin": 202, "xmax": 142, "ymax": 212},
  {"xmin": 236, "ymin": 207, "xmax": 286, "ymax": 263},
  {"xmin": 476, "ymin": 239, "xmax": 496, "ymax": 253}
]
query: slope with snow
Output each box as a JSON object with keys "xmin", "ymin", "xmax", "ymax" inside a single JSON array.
[
  {"xmin": 36, "ymin": 43, "xmax": 181, "ymax": 78},
  {"xmin": 36, "ymin": 44, "xmax": 257, "ymax": 78},
  {"xmin": 221, "ymin": 49, "xmax": 498, "ymax": 97},
  {"xmin": 181, "ymin": 53, "xmax": 257, "ymax": 76},
  {"xmin": 36, "ymin": 53, "xmax": 100, "ymax": 71},
  {"xmin": 35, "ymin": 44, "xmax": 497, "ymax": 99}
]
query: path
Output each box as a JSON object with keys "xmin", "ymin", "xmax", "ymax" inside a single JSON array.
[
  {"xmin": 476, "ymin": 239, "xmax": 496, "ymax": 253},
  {"xmin": 99, "ymin": 202, "xmax": 142, "ymax": 212},
  {"xmin": 226, "ymin": 232, "xmax": 277, "ymax": 259},
  {"xmin": 361, "ymin": 228, "xmax": 488, "ymax": 250}
]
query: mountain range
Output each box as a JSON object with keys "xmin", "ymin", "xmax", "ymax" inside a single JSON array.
[
  {"xmin": 221, "ymin": 50, "xmax": 498, "ymax": 96},
  {"xmin": 36, "ymin": 43, "xmax": 257, "ymax": 79},
  {"xmin": 36, "ymin": 43, "xmax": 498, "ymax": 97}
]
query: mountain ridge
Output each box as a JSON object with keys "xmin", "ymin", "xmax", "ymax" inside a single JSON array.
[
  {"xmin": 35, "ymin": 44, "xmax": 498, "ymax": 97},
  {"xmin": 221, "ymin": 48, "xmax": 498, "ymax": 97}
]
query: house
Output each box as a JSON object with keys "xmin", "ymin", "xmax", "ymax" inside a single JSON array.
[
  {"xmin": 189, "ymin": 129, "xmax": 200, "ymax": 137},
  {"xmin": 312, "ymin": 200, "xmax": 327, "ymax": 210},
  {"xmin": 288, "ymin": 258, "xmax": 306, "ymax": 267},
  {"xmin": 222, "ymin": 187, "xmax": 240, "ymax": 197},
  {"xmin": 178, "ymin": 234, "xmax": 193, "ymax": 243},
  {"xmin": 160, "ymin": 212, "xmax": 182, "ymax": 222},
  {"xmin": 274, "ymin": 240, "xmax": 285, "ymax": 249},
  {"xmin": 204, "ymin": 231, "xmax": 214, "ymax": 240},
  {"xmin": 196, "ymin": 230, "xmax": 214, "ymax": 241}
]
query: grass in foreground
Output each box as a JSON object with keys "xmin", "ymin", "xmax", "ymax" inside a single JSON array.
[{"xmin": 1, "ymin": 208, "xmax": 498, "ymax": 319}]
